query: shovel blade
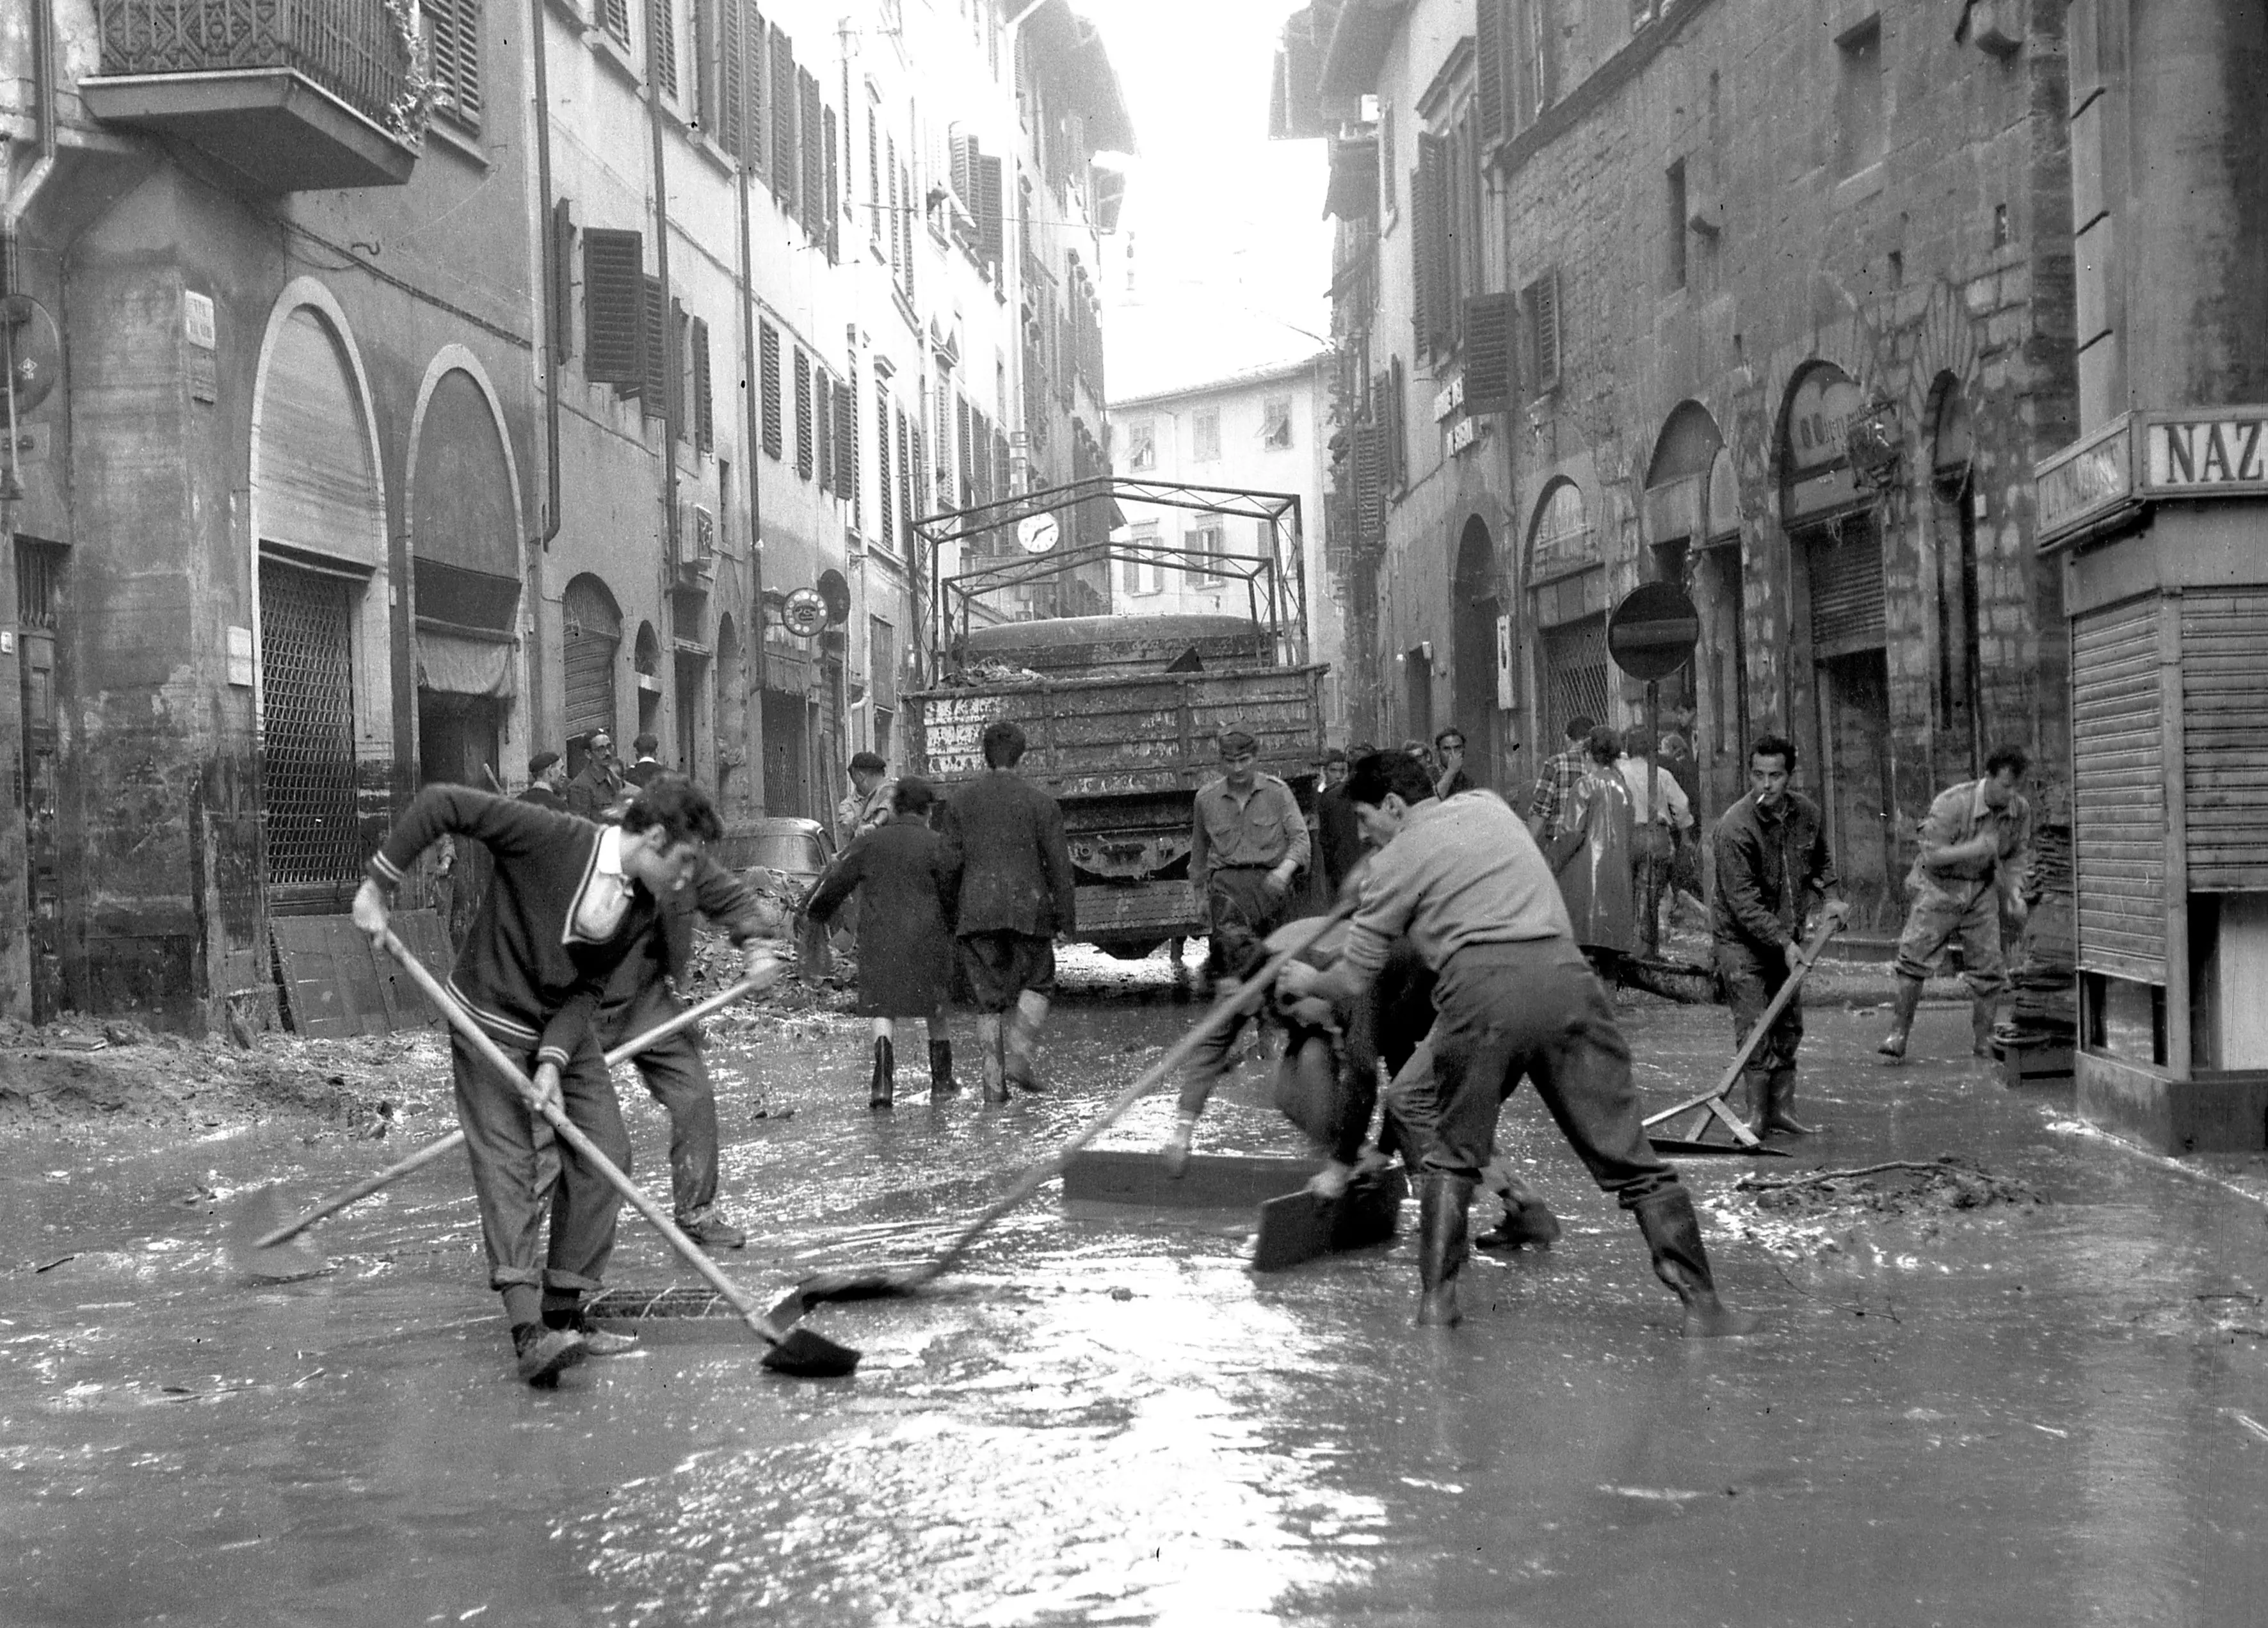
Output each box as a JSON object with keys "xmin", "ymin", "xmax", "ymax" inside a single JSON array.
[
  {"xmin": 757, "ymin": 1325, "xmax": 862, "ymax": 1378},
  {"xmin": 227, "ymin": 1187, "xmax": 335, "ymax": 1282}
]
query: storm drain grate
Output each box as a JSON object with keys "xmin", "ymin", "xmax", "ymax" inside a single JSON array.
[{"xmin": 583, "ymin": 1285, "xmax": 749, "ymax": 1319}]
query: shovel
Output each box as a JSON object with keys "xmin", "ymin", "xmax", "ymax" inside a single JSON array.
[
  {"xmin": 791, "ymin": 901, "xmax": 1360, "ymax": 1312},
  {"xmin": 378, "ymin": 930, "xmax": 858, "ymax": 1376},
  {"xmin": 230, "ymin": 970, "xmax": 776, "ymax": 1282}
]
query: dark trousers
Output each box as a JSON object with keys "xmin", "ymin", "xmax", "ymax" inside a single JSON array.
[
  {"xmin": 451, "ymin": 1026, "xmax": 628, "ymax": 1328},
  {"xmin": 1411, "ymin": 940, "xmax": 1679, "ymax": 1208},
  {"xmin": 1203, "ymin": 866, "xmax": 1290, "ymax": 981},
  {"xmin": 1716, "ymin": 938, "xmax": 1805, "ymax": 1087},
  {"xmin": 601, "ymin": 978, "xmax": 718, "ymax": 1221}
]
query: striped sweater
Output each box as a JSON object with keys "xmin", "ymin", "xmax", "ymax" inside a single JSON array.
[{"xmin": 366, "ymin": 786, "xmax": 659, "ymax": 1069}]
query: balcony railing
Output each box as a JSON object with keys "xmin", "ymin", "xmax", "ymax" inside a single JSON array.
[{"xmin": 86, "ymin": 0, "xmax": 423, "ymax": 189}]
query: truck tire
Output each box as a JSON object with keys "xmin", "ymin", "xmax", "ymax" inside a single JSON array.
[{"xmin": 1094, "ymin": 937, "xmax": 1165, "ymax": 962}]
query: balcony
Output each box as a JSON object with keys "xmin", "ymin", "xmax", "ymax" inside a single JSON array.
[{"xmin": 81, "ymin": 0, "xmax": 424, "ymax": 191}]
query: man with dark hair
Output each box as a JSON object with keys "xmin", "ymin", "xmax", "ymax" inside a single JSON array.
[
  {"xmin": 835, "ymin": 750, "xmax": 896, "ymax": 850},
  {"xmin": 520, "ymin": 752, "xmax": 567, "ymax": 810},
  {"xmin": 1879, "ymin": 745, "xmax": 2035, "ymax": 1061},
  {"xmin": 1527, "ymin": 714, "xmax": 1598, "ymax": 842},
  {"xmin": 622, "ymin": 733, "xmax": 666, "ymax": 789},
  {"xmin": 1712, "ymin": 734, "xmax": 1849, "ymax": 1136},
  {"xmin": 1315, "ymin": 746, "xmax": 1363, "ymax": 894},
  {"xmin": 938, "ymin": 719, "xmax": 1076, "ymax": 1100},
  {"xmin": 1190, "ymin": 728, "xmax": 1310, "ymax": 985},
  {"xmin": 350, "ymin": 777, "xmax": 728, "ymax": 1385},
  {"xmin": 1280, "ymin": 751, "xmax": 1753, "ymax": 1336},
  {"xmin": 1433, "ymin": 727, "xmax": 1477, "ymax": 799},
  {"xmin": 565, "ymin": 730, "xmax": 625, "ymax": 819}
]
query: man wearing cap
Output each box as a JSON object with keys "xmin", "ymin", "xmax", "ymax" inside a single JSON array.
[
  {"xmin": 520, "ymin": 752, "xmax": 568, "ymax": 811},
  {"xmin": 1191, "ymin": 729, "xmax": 1310, "ymax": 987},
  {"xmin": 565, "ymin": 731, "xmax": 626, "ymax": 819}
]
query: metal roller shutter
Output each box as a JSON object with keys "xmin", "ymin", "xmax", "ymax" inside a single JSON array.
[
  {"xmin": 2071, "ymin": 597, "xmax": 2166, "ymax": 980},
  {"xmin": 563, "ymin": 579, "xmax": 621, "ymax": 744},
  {"xmin": 2182, "ymin": 589, "xmax": 2268, "ymax": 890},
  {"xmin": 1805, "ymin": 516, "xmax": 1885, "ymax": 655}
]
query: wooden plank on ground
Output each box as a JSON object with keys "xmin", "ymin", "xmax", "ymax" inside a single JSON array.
[
  {"xmin": 271, "ymin": 910, "xmax": 450, "ymax": 1037},
  {"xmin": 1250, "ymin": 1168, "xmax": 1408, "ymax": 1273},
  {"xmin": 1062, "ymin": 1148, "xmax": 1323, "ymax": 1209}
]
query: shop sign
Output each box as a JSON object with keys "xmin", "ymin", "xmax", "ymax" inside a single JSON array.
[
  {"xmin": 2146, "ymin": 411, "xmax": 2268, "ymax": 494},
  {"xmin": 1445, "ymin": 416, "xmax": 1479, "ymax": 455},
  {"xmin": 2035, "ymin": 416, "xmax": 2134, "ymax": 542},
  {"xmin": 1433, "ymin": 375, "xmax": 1465, "ymax": 424}
]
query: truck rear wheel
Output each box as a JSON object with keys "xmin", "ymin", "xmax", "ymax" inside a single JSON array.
[{"xmin": 1094, "ymin": 937, "xmax": 1166, "ymax": 961}]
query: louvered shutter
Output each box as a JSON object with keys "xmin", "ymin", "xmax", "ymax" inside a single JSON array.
[
  {"xmin": 876, "ymin": 390, "xmax": 894, "ymax": 547},
  {"xmin": 896, "ymin": 408, "xmax": 912, "ymax": 544},
  {"xmin": 1463, "ymin": 291, "xmax": 1518, "ymax": 414},
  {"xmin": 800, "ymin": 70, "xmax": 825, "ymax": 244},
  {"xmin": 887, "ymin": 138, "xmax": 904, "ymax": 282},
  {"xmin": 1529, "ymin": 269, "xmax": 1561, "ymax": 391},
  {"xmin": 823, "ymin": 105, "xmax": 840, "ymax": 262},
  {"xmin": 868, "ymin": 110, "xmax": 883, "ymax": 252},
  {"xmin": 976, "ymin": 155, "xmax": 1004, "ymax": 267},
  {"xmin": 551, "ymin": 198, "xmax": 575, "ymax": 363},
  {"xmin": 793, "ymin": 350, "xmax": 813, "ymax": 480},
  {"xmin": 759, "ymin": 321, "xmax": 782, "ymax": 459},
  {"xmin": 429, "ymin": 0, "xmax": 481, "ymax": 127},
  {"xmin": 639, "ymin": 275, "xmax": 667, "ymax": 414},
  {"xmin": 837, "ymin": 375, "xmax": 860, "ymax": 521},
  {"xmin": 912, "ymin": 424, "xmax": 927, "ymax": 523},
  {"xmin": 691, "ymin": 316, "xmax": 712, "ymax": 454},
  {"xmin": 770, "ymin": 27, "xmax": 796, "ymax": 213},
  {"xmin": 1476, "ymin": 0, "xmax": 1506, "ymax": 147},
  {"xmin": 900, "ymin": 157, "xmax": 916, "ymax": 302},
  {"xmin": 2180, "ymin": 590, "xmax": 2268, "ymax": 889},
  {"xmin": 956, "ymin": 394, "xmax": 974, "ymax": 504},
  {"xmin": 1387, "ymin": 356, "xmax": 1408, "ymax": 488},
  {"xmin": 583, "ymin": 229, "xmax": 643, "ymax": 387},
  {"xmin": 815, "ymin": 371, "xmax": 833, "ymax": 493},
  {"xmin": 601, "ymin": 0, "xmax": 631, "ymax": 49},
  {"xmin": 718, "ymin": 0, "xmax": 742, "ymax": 156},
  {"xmin": 1804, "ymin": 517, "xmax": 1885, "ymax": 654},
  {"xmin": 1415, "ymin": 134, "xmax": 1449, "ymax": 352},
  {"xmin": 2071, "ymin": 598, "xmax": 2166, "ymax": 978},
  {"xmin": 743, "ymin": 4, "xmax": 766, "ymax": 172},
  {"xmin": 647, "ymin": 0, "xmax": 677, "ymax": 101}
]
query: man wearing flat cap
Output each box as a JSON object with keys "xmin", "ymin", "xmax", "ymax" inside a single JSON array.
[{"xmin": 520, "ymin": 751, "xmax": 568, "ymax": 810}]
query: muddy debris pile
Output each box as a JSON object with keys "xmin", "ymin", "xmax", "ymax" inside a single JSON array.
[{"xmin": 1735, "ymin": 1156, "xmax": 2045, "ymax": 1218}]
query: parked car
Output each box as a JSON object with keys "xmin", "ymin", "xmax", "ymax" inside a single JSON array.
[{"xmin": 714, "ymin": 817, "xmax": 840, "ymax": 983}]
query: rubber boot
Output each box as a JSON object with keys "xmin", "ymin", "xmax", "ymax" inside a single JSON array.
[
  {"xmin": 928, "ymin": 1037, "xmax": 958, "ymax": 1098},
  {"xmin": 1415, "ymin": 1173, "xmax": 1474, "ymax": 1327},
  {"xmin": 1972, "ymin": 995, "xmax": 2002, "ymax": 1060},
  {"xmin": 1004, "ymin": 992, "xmax": 1050, "ymax": 1092},
  {"xmin": 976, "ymin": 1015, "xmax": 1009, "ymax": 1103},
  {"xmin": 1632, "ymin": 1187, "xmax": 1759, "ymax": 1339},
  {"xmin": 1878, "ymin": 974, "xmax": 1924, "ymax": 1061},
  {"xmin": 868, "ymin": 1036, "xmax": 894, "ymax": 1110},
  {"xmin": 1757, "ymin": 1067, "xmax": 1819, "ymax": 1136}
]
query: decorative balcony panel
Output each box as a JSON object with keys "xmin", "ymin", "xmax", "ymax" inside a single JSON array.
[{"xmin": 82, "ymin": 0, "xmax": 424, "ymax": 191}]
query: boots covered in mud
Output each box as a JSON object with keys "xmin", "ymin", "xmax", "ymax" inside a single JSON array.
[
  {"xmin": 1749, "ymin": 1067, "xmax": 1820, "ymax": 1138},
  {"xmin": 868, "ymin": 1035, "xmax": 895, "ymax": 1110},
  {"xmin": 1878, "ymin": 974, "xmax": 1924, "ymax": 1061},
  {"xmin": 1002, "ymin": 991, "xmax": 1050, "ymax": 1092},
  {"xmin": 976, "ymin": 1015, "xmax": 1009, "ymax": 1104},
  {"xmin": 1415, "ymin": 1173, "xmax": 1474, "ymax": 1327},
  {"xmin": 928, "ymin": 1036, "xmax": 958, "ymax": 1098},
  {"xmin": 1632, "ymin": 1186, "xmax": 1758, "ymax": 1338}
]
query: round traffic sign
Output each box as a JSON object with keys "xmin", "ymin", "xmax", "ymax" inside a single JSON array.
[
  {"xmin": 780, "ymin": 587, "xmax": 828, "ymax": 638},
  {"xmin": 1606, "ymin": 581, "xmax": 1700, "ymax": 681}
]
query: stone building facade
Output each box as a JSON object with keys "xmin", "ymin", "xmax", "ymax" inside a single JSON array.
[{"xmin": 1294, "ymin": 0, "xmax": 2079, "ymax": 925}]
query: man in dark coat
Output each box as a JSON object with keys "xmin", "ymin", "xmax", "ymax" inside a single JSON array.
[
  {"xmin": 520, "ymin": 750, "xmax": 568, "ymax": 810},
  {"xmin": 622, "ymin": 732, "xmax": 666, "ymax": 789},
  {"xmin": 565, "ymin": 730, "xmax": 626, "ymax": 818},
  {"xmin": 350, "ymin": 779, "xmax": 721, "ymax": 1385},
  {"xmin": 599, "ymin": 775, "xmax": 781, "ymax": 1248},
  {"xmin": 937, "ymin": 719, "xmax": 1076, "ymax": 1102},
  {"xmin": 807, "ymin": 777, "xmax": 958, "ymax": 1108},
  {"xmin": 1314, "ymin": 745, "xmax": 1366, "ymax": 894}
]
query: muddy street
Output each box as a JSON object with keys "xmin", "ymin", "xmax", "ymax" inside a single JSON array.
[{"xmin": 7, "ymin": 956, "xmax": 2268, "ymax": 1627}]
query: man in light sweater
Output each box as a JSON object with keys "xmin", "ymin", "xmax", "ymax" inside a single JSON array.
[{"xmin": 1280, "ymin": 752, "xmax": 1755, "ymax": 1337}]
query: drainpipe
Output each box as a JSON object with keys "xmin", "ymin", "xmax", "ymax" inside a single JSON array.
[
  {"xmin": 737, "ymin": 159, "xmax": 765, "ymax": 811},
  {"xmin": 645, "ymin": 0, "xmax": 680, "ymax": 576},
  {"xmin": 3, "ymin": 0, "xmax": 60, "ymax": 499},
  {"xmin": 527, "ymin": 0, "xmax": 562, "ymax": 748}
]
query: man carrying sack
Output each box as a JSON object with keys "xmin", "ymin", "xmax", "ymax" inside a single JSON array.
[{"xmin": 351, "ymin": 779, "xmax": 722, "ymax": 1386}]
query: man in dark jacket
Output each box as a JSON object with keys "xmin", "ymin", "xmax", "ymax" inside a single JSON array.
[
  {"xmin": 622, "ymin": 733, "xmax": 666, "ymax": 789},
  {"xmin": 519, "ymin": 751, "xmax": 567, "ymax": 810},
  {"xmin": 1314, "ymin": 746, "xmax": 1366, "ymax": 894},
  {"xmin": 565, "ymin": 730, "xmax": 626, "ymax": 818},
  {"xmin": 351, "ymin": 779, "xmax": 721, "ymax": 1385},
  {"xmin": 599, "ymin": 775, "xmax": 780, "ymax": 1249},
  {"xmin": 1710, "ymin": 734, "xmax": 1850, "ymax": 1137},
  {"xmin": 938, "ymin": 719, "xmax": 1075, "ymax": 1101}
]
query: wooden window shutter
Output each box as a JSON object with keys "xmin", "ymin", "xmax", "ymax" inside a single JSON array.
[
  {"xmin": 638, "ymin": 277, "xmax": 668, "ymax": 414},
  {"xmin": 770, "ymin": 27, "xmax": 797, "ymax": 213},
  {"xmin": 887, "ymin": 137, "xmax": 904, "ymax": 281},
  {"xmin": 582, "ymin": 229, "xmax": 643, "ymax": 388},
  {"xmin": 896, "ymin": 407, "xmax": 912, "ymax": 545},
  {"xmin": 901, "ymin": 156, "xmax": 917, "ymax": 302},
  {"xmin": 1526, "ymin": 269, "xmax": 1561, "ymax": 392},
  {"xmin": 550, "ymin": 198, "xmax": 575, "ymax": 364},
  {"xmin": 794, "ymin": 348, "xmax": 813, "ymax": 480},
  {"xmin": 647, "ymin": 0, "xmax": 678, "ymax": 102},
  {"xmin": 994, "ymin": 428, "xmax": 1011, "ymax": 515},
  {"xmin": 670, "ymin": 297, "xmax": 689, "ymax": 435},
  {"xmin": 868, "ymin": 109, "xmax": 883, "ymax": 252},
  {"xmin": 951, "ymin": 133, "xmax": 977, "ymax": 206},
  {"xmin": 816, "ymin": 371, "xmax": 833, "ymax": 493},
  {"xmin": 1388, "ymin": 356, "xmax": 1408, "ymax": 488},
  {"xmin": 976, "ymin": 154, "xmax": 1004, "ymax": 266},
  {"xmin": 1416, "ymin": 134, "xmax": 1449, "ymax": 353},
  {"xmin": 718, "ymin": 0, "xmax": 742, "ymax": 156},
  {"xmin": 956, "ymin": 393, "xmax": 974, "ymax": 503},
  {"xmin": 837, "ymin": 374, "xmax": 860, "ymax": 521},
  {"xmin": 799, "ymin": 70, "xmax": 825, "ymax": 245},
  {"xmin": 823, "ymin": 105, "xmax": 840, "ymax": 262},
  {"xmin": 428, "ymin": 0, "xmax": 481, "ymax": 128},
  {"xmin": 758, "ymin": 320, "xmax": 782, "ymax": 459},
  {"xmin": 1476, "ymin": 0, "xmax": 1506, "ymax": 147},
  {"xmin": 602, "ymin": 0, "xmax": 631, "ymax": 49},
  {"xmin": 876, "ymin": 387, "xmax": 894, "ymax": 547},
  {"xmin": 691, "ymin": 315, "xmax": 713, "ymax": 453},
  {"xmin": 910, "ymin": 423, "xmax": 926, "ymax": 524},
  {"xmin": 1462, "ymin": 291, "xmax": 1518, "ymax": 414},
  {"xmin": 743, "ymin": 4, "xmax": 766, "ymax": 172}
]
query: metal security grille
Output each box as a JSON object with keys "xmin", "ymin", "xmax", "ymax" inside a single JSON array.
[
  {"xmin": 1541, "ymin": 613, "xmax": 1610, "ymax": 747},
  {"xmin": 1805, "ymin": 515, "xmax": 1886, "ymax": 655},
  {"xmin": 2180, "ymin": 589, "xmax": 2268, "ymax": 891},
  {"xmin": 260, "ymin": 559, "xmax": 362, "ymax": 890}
]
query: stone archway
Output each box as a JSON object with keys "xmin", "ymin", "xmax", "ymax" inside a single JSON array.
[{"xmin": 1451, "ymin": 515, "xmax": 1502, "ymax": 792}]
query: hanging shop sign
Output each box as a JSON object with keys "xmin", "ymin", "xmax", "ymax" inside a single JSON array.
[
  {"xmin": 2036, "ymin": 407, "xmax": 2268, "ymax": 549},
  {"xmin": 780, "ymin": 587, "xmax": 829, "ymax": 638}
]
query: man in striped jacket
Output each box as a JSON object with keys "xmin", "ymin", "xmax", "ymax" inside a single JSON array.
[{"xmin": 351, "ymin": 779, "xmax": 721, "ymax": 1385}]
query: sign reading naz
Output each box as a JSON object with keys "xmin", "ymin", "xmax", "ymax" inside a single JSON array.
[{"xmin": 2148, "ymin": 414, "xmax": 2268, "ymax": 491}]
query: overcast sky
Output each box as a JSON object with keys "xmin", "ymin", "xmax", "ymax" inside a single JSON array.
[{"xmin": 1077, "ymin": 0, "xmax": 1333, "ymax": 403}]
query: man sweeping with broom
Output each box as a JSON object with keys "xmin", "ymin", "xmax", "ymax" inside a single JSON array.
[{"xmin": 350, "ymin": 778, "xmax": 730, "ymax": 1386}]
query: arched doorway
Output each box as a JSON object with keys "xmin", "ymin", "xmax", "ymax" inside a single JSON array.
[
  {"xmin": 1450, "ymin": 515, "xmax": 1502, "ymax": 791},
  {"xmin": 1527, "ymin": 479, "xmax": 1609, "ymax": 752},
  {"xmin": 1927, "ymin": 373, "xmax": 1981, "ymax": 775},
  {"xmin": 252, "ymin": 292, "xmax": 390, "ymax": 912},
  {"xmin": 632, "ymin": 622, "xmax": 663, "ymax": 750},
  {"xmin": 561, "ymin": 575, "xmax": 621, "ymax": 775},
  {"xmin": 1781, "ymin": 362, "xmax": 1895, "ymax": 920},
  {"xmin": 714, "ymin": 615, "xmax": 748, "ymax": 814}
]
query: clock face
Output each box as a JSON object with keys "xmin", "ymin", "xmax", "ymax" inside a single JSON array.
[
  {"xmin": 1017, "ymin": 512, "xmax": 1061, "ymax": 554},
  {"xmin": 781, "ymin": 588, "xmax": 828, "ymax": 637}
]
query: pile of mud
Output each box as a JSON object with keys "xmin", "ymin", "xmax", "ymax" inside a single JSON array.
[{"xmin": 1733, "ymin": 1156, "xmax": 2045, "ymax": 1220}]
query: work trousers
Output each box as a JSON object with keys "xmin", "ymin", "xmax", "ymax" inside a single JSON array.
[
  {"xmin": 600, "ymin": 978, "xmax": 718, "ymax": 1222},
  {"xmin": 1893, "ymin": 879, "xmax": 2009, "ymax": 999},
  {"xmin": 1716, "ymin": 939, "xmax": 1805, "ymax": 1082},
  {"xmin": 451, "ymin": 1024, "xmax": 628, "ymax": 1328},
  {"xmin": 1204, "ymin": 866, "xmax": 1290, "ymax": 981},
  {"xmin": 1408, "ymin": 940, "xmax": 1679, "ymax": 1208}
]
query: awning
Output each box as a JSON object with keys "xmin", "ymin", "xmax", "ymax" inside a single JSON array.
[{"xmin": 415, "ymin": 627, "xmax": 516, "ymax": 698}]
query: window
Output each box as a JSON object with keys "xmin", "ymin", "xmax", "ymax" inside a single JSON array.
[
  {"xmin": 601, "ymin": 0, "xmax": 632, "ymax": 49},
  {"xmin": 1666, "ymin": 159, "xmax": 1688, "ymax": 291},
  {"xmin": 1262, "ymin": 398, "xmax": 1292, "ymax": 449},
  {"xmin": 1523, "ymin": 269, "xmax": 1561, "ymax": 394},
  {"xmin": 799, "ymin": 69, "xmax": 826, "ymax": 246},
  {"xmin": 1126, "ymin": 419, "xmax": 1155, "ymax": 471},
  {"xmin": 815, "ymin": 371, "xmax": 832, "ymax": 493},
  {"xmin": 639, "ymin": 275, "xmax": 667, "ymax": 415},
  {"xmin": 1192, "ymin": 408, "xmax": 1221, "ymax": 462},
  {"xmin": 583, "ymin": 229, "xmax": 643, "ymax": 388},
  {"xmin": 1516, "ymin": 0, "xmax": 1556, "ymax": 129},
  {"xmin": 876, "ymin": 387, "xmax": 894, "ymax": 547},
  {"xmin": 836, "ymin": 373, "xmax": 860, "ymax": 526},
  {"xmin": 869, "ymin": 617, "xmax": 896, "ymax": 709},
  {"xmin": 896, "ymin": 408, "xmax": 912, "ymax": 549},
  {"xmin": 1120, "ymin": 522, "xmax": 1162, "ymax": 595},
  {"xmin": 424, "ymin": 0, "xmax": 482, "ymax": 131},
  {"xmin": 689, "ymin": 314, "xmax": 712, "ymax": 452},
  {"xmin": 1378, "ymin": 104, "xmax": 1397, "ymax": 215},
  {"xmin": 648, "ymin": 0, "xmax": 678, "ymax": 101},
  {"xmin": 759, "ymin": 321, "xmax": 782, "ymax": 459},
  {"xmin": 769, "ymin": 26, "xmax": 796, "ymax": 213},
  {"xmin": 794, "ymin": 348, "xmax": 814, "ymax": 480},
  {"xmin": 1836, "ymin": 18, "xmax": 1885, "ymax": 179},
  {"xmin": 1189, "ymin": 522, "xmax": 1225, "ymax": 581},
  {"xmin": 1413, "ymin": 132, "xmax": 1448, "ymax": 353},
  {"xmin": 868, "ymin": 108, "xmax": 883, "ymax": 255}
]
